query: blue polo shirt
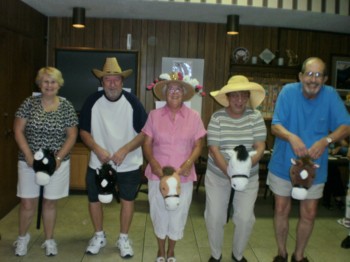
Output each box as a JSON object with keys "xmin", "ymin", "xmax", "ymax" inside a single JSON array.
[{"xmin": 268, "ymin": 83, "xmax": 350, "ymax": 184}]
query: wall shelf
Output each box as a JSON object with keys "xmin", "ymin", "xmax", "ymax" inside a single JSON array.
[{"xmin": 230, "ymin": 63, "xmax": 300, "ymax": 81}]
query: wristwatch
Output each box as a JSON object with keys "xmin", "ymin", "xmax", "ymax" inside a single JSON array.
[{"xmin": 326, "ymin": 137, "xmax": 333, "ymax": 144}]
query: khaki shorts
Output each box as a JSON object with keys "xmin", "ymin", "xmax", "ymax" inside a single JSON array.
[{"xmin": 267, "ymin": 171, "xmax": 324, "ymax": 199}]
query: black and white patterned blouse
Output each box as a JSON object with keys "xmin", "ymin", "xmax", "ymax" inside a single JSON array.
[{"xmin": 15, "ymin": 96, "xmax": 78, "ymax": 161}]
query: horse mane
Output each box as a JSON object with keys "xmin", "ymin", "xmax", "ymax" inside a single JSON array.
[
  {"xmin": 162, "ymin": 166, "xmax": 176, "ymax": 176},
  {"xmin": 233, "ymin": 145, "xmax": 249, "ymax": 161},
  {"xmin": 298, "ymin": 155, "xmax": 314, "ymax": 167},
  {"xmin": 290, "ymin": 155, "xmax": 317, "ymax": 189}
]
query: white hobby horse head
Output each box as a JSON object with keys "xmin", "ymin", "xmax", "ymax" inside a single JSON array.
[{"xmin": 226, "ymin": 145, "xmax": 256, "ymax": 191}]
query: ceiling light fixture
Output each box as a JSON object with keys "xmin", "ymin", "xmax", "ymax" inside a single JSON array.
[
  {"xmin": 72, "ymin": 7, "xmax": 85, "ymax": 29},
  {"xmin": 226, "ymin": 15, "xmax": 239, "ymax": 35}
]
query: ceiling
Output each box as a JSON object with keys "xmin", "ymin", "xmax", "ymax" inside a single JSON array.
[{"xmin": 22, "ymin": 0, "xmax": 350, "ymax": 34}]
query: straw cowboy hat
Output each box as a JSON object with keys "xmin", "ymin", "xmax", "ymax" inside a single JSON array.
[
  {"xmin": 92, "ymin": 57, "xmax": 132, "ymax": 79},
  {"xmin": 210, "ymin": 75, "xmax": 265, "ymax": 108},
  {"xmin": 153, "ymin": 72, "xmax": 196, "ymax": 101}
]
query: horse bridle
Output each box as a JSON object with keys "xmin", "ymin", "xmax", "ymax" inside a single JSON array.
[{"xmin": 164, "ymin": 194, "xmax": 180, "ymax": 198}]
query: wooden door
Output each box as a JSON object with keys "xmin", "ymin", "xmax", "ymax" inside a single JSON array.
[
  {"xmin": 0, "ymin": 29, "xmax": 18, "ymax": 218},
  {"xmin": 0, "ymin": 28, "xmax": 39, "ymax": 218}
]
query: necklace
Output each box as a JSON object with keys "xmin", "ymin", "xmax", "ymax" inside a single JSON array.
[{"xmin": 41, "ymin": 96, "xmax": 59, "ymax": 112}]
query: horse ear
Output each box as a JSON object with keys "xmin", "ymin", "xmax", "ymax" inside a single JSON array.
[
  {"xmin": 225, "ymin": 149, "xmax": 234, "ymax": 158},
  {"xmin": 173, "ymin": 171, "xmax": 181, "ymax": 179},
  {"xmin": 249, "ymin": 150, "xmax": 257, "ymax": 156}
]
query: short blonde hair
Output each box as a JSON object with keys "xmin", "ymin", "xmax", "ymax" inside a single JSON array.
[{"xmin": 35, "ymin": 67, "xmax": 64, "ymax": 87}]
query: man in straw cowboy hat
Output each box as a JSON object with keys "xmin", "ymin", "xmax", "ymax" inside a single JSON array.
[
  {"xmin": 142, "ymin": 72, "xmax": 206, "ymax": 262},
  {"xmin": 268, "ymin": 57, "xmax": 350, "ymax": 262},
  {"xmin": 205, "ymin": 75, "xmax": 267, "ymax": 262},
  {"xmin": 79, "ymin": 57, "xmax": 147, "ymax": 258}
]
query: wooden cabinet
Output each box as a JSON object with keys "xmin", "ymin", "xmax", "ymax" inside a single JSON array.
[{"xmin": 69, "ymin": 143, "xmax": 90, "ymax": 190}]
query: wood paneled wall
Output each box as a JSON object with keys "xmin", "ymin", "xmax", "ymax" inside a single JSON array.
[
  {"xmin": 48, "ymin": 18, "xmax": 229, "ymax": 127},
  {"xmin": 48, "ymin": 17, "xmax": 350, "ymax": 128}
]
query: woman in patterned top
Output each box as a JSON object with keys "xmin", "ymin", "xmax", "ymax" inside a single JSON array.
[
  {"xmin": 205, "ymin": 75, "xmax": 267, "ymax": 262},
  {"xmin": 13, "ymin": 67, "xmax": 78, "ymax": 257}
]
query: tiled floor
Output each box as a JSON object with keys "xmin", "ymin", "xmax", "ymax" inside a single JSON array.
[{"xmin": 0, "ymin": 185, "xmax": 349, "ymax": 262}]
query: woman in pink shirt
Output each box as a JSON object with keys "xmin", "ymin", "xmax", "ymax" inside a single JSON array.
[{"xmin": 142, "ymin": 72, "xmax": 206, "ymax": 262}]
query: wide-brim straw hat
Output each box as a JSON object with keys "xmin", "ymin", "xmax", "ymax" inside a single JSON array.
[
  {"xmin": 210, "ymin": 75, "xmax": 265, "ymax": 108},
  {"xmin": 92, "ymin": 57, "xmax": 132, "ymax": 79},
  {"xmin": 153, "ymin": 72, "xmax": 195, "ymax": 101}
]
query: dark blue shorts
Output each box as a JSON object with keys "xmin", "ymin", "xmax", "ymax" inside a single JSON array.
[{"xmin": 86, "ymin": 167, "xmax": 141, "ymax": 202}]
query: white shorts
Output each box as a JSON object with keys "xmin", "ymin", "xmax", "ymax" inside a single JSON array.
[
  {"xmin": 148, "ymin": 180, "xmax": 193, "ymax": 241},
  {"xmin": 17, "ymin": 160, "xmax": 70, "ymax": 200}
]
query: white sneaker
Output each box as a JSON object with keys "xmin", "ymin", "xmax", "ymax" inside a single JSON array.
[
  {"xmin": 86, "ymin": 233, "xmax": 107, "ymax": 254},
  {"xmin": 338, "ymin": 218, "xmax": 350, "ymax": 229},
  {"xmin": 41, "ymin": 239, "xmax": 58, "ymax": 256},
  {"xmin": 13, "ymin": 233, "xmax": 30, "ymax": 256},
  {"xmin": 116, "ymin": 237, "xmax": 134, "ymax": 258}
]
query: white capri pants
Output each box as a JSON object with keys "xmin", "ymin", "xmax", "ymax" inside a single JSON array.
[
  {"xmin": 148, "ymin": 180, "xmax": 193, "ymax": 241},
  {"xmin": 17, "ymin": 160, "xmax": 70, "ymax": 200},
  {"xmin": 204, "ymin": 169, "xmax": 259, "ymax": 260}
]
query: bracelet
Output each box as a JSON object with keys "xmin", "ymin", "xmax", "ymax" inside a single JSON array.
[{"xmin": 55, "ymin": 156, "xmax": 62, "ymax": 162}]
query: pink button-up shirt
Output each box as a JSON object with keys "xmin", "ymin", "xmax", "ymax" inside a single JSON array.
[{"xmin": 142, "ymin": 104, "xmax": 206, "ymax": 182}]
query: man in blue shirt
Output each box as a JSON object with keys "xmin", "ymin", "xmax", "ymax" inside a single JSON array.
[{"xmin": 268, "ymin": 57, "xmax": 350, "ymax": 262}]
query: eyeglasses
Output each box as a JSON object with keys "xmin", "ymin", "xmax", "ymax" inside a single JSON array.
[
  {"xmin": 303, "ymin": 71, "xmax": 324, "ymax": 78},
  {"xmin": 167, "ymin": 87, "xmax": 183, "ymax": 94}
]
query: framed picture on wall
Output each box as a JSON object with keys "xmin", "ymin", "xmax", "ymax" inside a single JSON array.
[{"xmin": 331, "ymin": 55, "xmax": 350, "ymax": 92}]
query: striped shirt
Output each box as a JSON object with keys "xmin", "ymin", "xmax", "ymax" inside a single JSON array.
[{"xmin": 207, "ymin": 108, "xmax": 266, "ymax": 178}]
